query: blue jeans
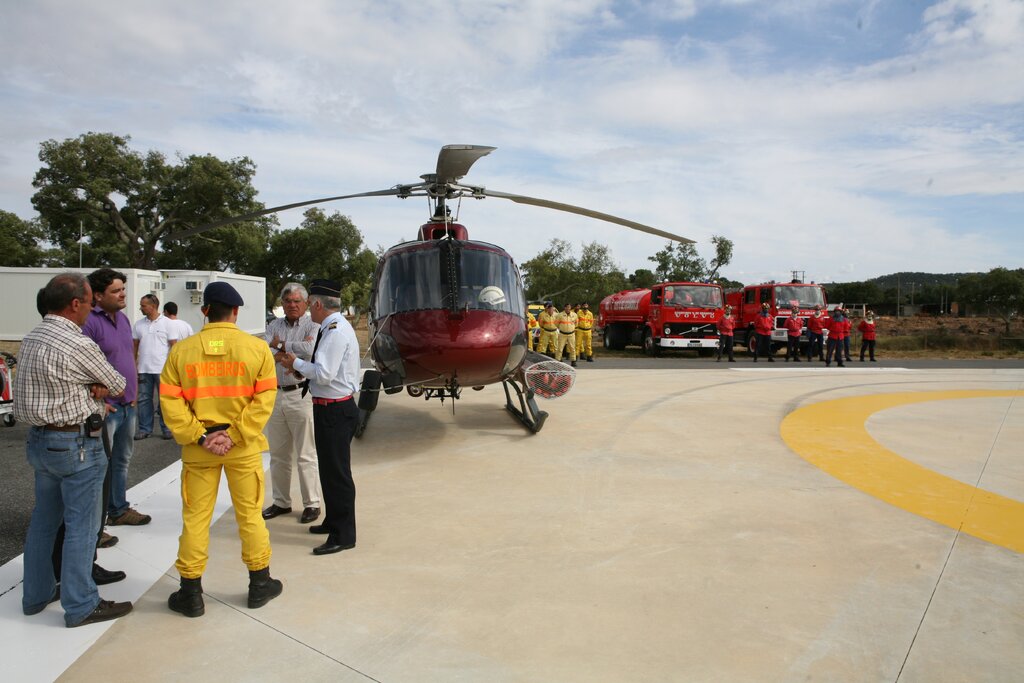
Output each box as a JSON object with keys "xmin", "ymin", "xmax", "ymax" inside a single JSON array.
[
  {"xmin": 23, "ymin": 428, "xmax": 106, "ymax": 626},
  {"xmin": 137, "ymin": 373, "xmax": 169, "ymax": 436},
  {"xmin": 105, "ymin": 403, "xmax": 137, "ymax": 517}
]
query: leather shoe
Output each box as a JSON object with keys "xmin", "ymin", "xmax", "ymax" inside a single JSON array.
[
  {"xmin": 313, "ymin": 540, "xmax": 355, "ymax": 556},
  {"xmin": 300, "ymin": 507, "xmax": 320, "ymax": 524},
  {"xmin": 133, "ymin": 432, "xmax": 150, "ymax": 441},
  {"xmin": 92, "ymin": 564, "xmax": 126, "ymax": 585},
  {"xmin": 309, "ymin": 523, "xmax": 330, "ymax": 535},
  {"xmin": 68, "ymin": 599, "xmax": 133, "ymax": 628},
  {"xmin": 261, "ymin": 504, "xmax": 292, "ymax": 520}
]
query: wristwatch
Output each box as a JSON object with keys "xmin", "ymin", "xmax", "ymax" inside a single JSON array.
[{"xmin": 197, "ymin": 435, "xmax": 207, "ymax": 446}]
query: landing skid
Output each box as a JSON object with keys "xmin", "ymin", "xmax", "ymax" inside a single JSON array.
[{"xmin": 503, "ymin": 378, "xmax": 548, "ymax": 434}]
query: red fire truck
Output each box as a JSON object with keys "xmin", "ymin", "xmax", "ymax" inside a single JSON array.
[
  {"xmin": 724, "ymin": 280, "xmax": 829, "ymax": 354},
  {"xmin": 599, "ymin": 282, "xmax": 724, "ymax": 356}
]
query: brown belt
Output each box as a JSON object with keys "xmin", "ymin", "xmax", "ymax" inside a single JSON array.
[
  {"xmin": 42, "ymin": 424, "xmax": 82, "ymax": 432},
  {"xmin": 279, "ymin": 384, "xmax": 302, "ymax": 392}
]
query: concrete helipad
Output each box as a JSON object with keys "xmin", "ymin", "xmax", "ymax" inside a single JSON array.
[{"xmin": 2, "ymin": 366, "xmax": 1022, "ymax": 682}]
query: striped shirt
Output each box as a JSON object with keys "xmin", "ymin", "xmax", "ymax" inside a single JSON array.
[
  {"xmin": 13, "ymin": 315, "xmax": 127, "ymax": 427},
  {"xmin": 264, "ymin": 314, "xmax": 318, "ymax": 388}
]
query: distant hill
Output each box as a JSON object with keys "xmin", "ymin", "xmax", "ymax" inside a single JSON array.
[{"xmin": 823, "ymin": 272, "xmax": 975, "ymax": 288}]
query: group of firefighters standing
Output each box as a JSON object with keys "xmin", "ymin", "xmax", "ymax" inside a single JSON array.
[
  {"xmin": 717, "ymin": 303, "xmax": 878, "ymax": 365},
  {"xmin": 526, "ymin": 302, "xmax": 595, "ymax": 367}
]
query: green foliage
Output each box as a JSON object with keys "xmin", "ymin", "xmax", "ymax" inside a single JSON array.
[
  {"xmin": 628, "ymin": 268, "xmax": 657, "ymax": 289},
  {"xmin": 825, "ymin": 281, "xmax": 884, "ymax": 306},
  {"xmin": 958, "ymin": 267, "xmax": 1024, "ymax": 333},
  {"xmin": 648, "ymin": 235, "xmax": 734, "ymax": 283},
  {"xmin": 31, "ymin": 132, "xmax": 270, "ymax": 270},
  {"xmin": 521, "ymin": 239, "xmax": 626, "ymax": 307},
  {"xmin": 0, "ymin": 211, "xmax": 48, "ymax": 266},
  {"xmin": 263, "ymin": 208, "xmax": 377, "ymax": 311}
]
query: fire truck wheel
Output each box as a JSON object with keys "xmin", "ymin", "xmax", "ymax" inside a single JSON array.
[
  {"xmin": 2, "ymin": 414, "xmax": 14, "ymax": 428},
  {"xmin": 747, "ymin": 330, "xmax": 757, "ymax": 355},
  {"xmin": 642, "ymin": 330, "xmax": 661, "ymax": 357}
]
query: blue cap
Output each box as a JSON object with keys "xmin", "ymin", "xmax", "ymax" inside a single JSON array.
[{"xmin": 203, "ymin": 282, "xmax": 244, "ymax": 307}]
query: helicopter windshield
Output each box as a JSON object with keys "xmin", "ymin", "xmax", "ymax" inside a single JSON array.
[
  {"xmin": 774, "ymin": 286, "xmax": 824, "ymax": 308},
  {"xmin": 376, "ymin": 245, "xmax": 525, "ymax": 316},
  {"xmin": 663, "ymin": 285, "xmax": 722, "ymax": 308}
]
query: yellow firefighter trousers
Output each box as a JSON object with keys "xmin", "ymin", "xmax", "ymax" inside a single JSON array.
[
  {"xmin": 538, "ymin": 330, "xmax": 558, "ymax": 355},
  {"xmin": 575, "ymin": 329, "xmax": 593, "ymax": 359},
  {"xmin": 556, "ymin": 331, "xmax": 577, "ymax": 361},
  {"xmin": 176, "ymin": 453, "xmax": 271, "ymax": 578}
]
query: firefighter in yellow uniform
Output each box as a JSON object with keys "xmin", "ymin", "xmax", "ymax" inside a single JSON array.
[
  {"xmin": 537, "ymin": 302, "xmax": 559, "ymax": 357},
  {"xmin": 526, "ymin": 308, "xmax": 538, "ymax": 352},
  {"xmin": 556, "ymin": 303, "xmax": 579, "ymax": 367},
  {"xmin": 159, "ymin": 282, "xmax": 282, "ymax": 618},
  {"xmin": 575, "ymin": 302, "xmax": 595, "ymax": 362}
]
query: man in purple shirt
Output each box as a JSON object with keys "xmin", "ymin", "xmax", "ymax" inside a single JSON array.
[{"xmin": 83, "ymin": 269, "xmax": 151, "ymax": 527}]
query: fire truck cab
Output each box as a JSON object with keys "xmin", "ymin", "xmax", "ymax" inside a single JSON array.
[
  {"xmin": 600, "ymin": 282, "xmax": 724, "ymax": 356},
  {"xmin": 725, "ymin": 280, "xmax": 828, "ymax": 354}
]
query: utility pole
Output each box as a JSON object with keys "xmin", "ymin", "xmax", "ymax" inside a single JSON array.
[
  {"xmin": 78, "ymin": 220, "xmax": 84, "ymax": 268},
  {"xmin": 897, "ymin": 274, "xmax": 901, "ymax": 319}
]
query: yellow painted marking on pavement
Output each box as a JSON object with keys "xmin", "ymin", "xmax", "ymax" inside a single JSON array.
[{"xmin": 781, "ymin": 390, "xmax": 1024, "ymax": 554}]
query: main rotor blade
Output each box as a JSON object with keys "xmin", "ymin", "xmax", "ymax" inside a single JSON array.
[
  {"xmin": 165, "ymin": 188, "xmax": 405, "ymax": 241},
  {"xmin": 480, "ymin": 189, "xmax": 694, "ymax": 244},
  {"xmin": 435, "ymin": 145, "xmax": 496, "ymax": 185}
]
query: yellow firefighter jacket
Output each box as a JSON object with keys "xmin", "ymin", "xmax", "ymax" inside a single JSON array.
[
  {"xmin": 576, "ymin": 310, "xmax": 594, "ymax": 330},
  {"xmin": 538, "ymin": 310, "xmax": 559, "ymax": 332},
  {"xmin": 556, "ymin": 311, "xmax": 578, "ymax": 334},
  {"xmin": 159, "ymin": 322, "xmax": 277, "ymax": 463}
]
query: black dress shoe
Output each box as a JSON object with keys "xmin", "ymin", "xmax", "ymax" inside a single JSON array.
[
  {"xmin": 313, "ymin": 540, "xmax": 355, "ymax": 556},
  {"xmin": 309, "ymin": 524, "xmax": 330, "ymax": 535},
  {"xmin": 261, "ymin": 504, "xmax": 292, "ymax": 520},
  {"xmin": 68, "ymin": 599, "xmax": 133, "ymax": 628},
  {"xmin": 92, "ymin": 564, "xmax": 126, "ymax": 585},
  {"xmin": 300, "ymin": 507, "xmax": 320, "ymax": 524}
]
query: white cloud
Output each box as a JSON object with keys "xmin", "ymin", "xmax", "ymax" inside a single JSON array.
[{"xmin": 0, "ymin": 0, "xmax": 1021, "ymax": 283}]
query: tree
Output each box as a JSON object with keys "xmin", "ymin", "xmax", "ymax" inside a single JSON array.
[
  {"xmin": 262, "ymin": 208, "xmax": 378, "ymax": 311},
  {"xmin": 31, "ymin": 132, "xmax": 270, "ymax": 270},
  {"xmin": 648, "ymin": 235, "xmax": 733, "ymax": 283},
  {"xmin": 628, "ymin": 268, "xmax": 657, "ymax": 289},
  {"xmin": 0, "ymin": 211, "xmax": 47, "ymax": 266},
  {"xmin": 521, "ymin": 239, "xmax": 626, "ymax": 307},
  {"xmin": 958, "ymin": 267, "xmax": 1024, "ymax": 334},
  {"xmin": 825, "ymin": 281, "xmax": 884, "ymax": 307}
]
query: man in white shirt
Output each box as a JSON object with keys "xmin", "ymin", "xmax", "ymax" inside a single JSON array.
[
  {"xmin": 163, "ymin": 302, "xmax": 194, "ymax": 340},
  {"xmin": 133, "ymin": 294, "xmax": 176, "ymax": 440}
]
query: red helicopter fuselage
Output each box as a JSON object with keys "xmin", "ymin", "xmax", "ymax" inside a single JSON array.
[{"xmin": 367, "ymin": 222, "xmax": 529, "ymax": 390}]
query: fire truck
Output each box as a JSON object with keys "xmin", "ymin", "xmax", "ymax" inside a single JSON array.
[
  {"xmin": 724, "ymin": 279, "xmax": 829, "ymax": 354},
  {"xmin": 599, "ymin": 282, "xmax": 724, "ymax": 356}
]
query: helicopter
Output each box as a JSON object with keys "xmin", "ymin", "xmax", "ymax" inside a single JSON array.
[{"xmin": 171, "ymin": 145, "xmax": 692, "ymax": 435}]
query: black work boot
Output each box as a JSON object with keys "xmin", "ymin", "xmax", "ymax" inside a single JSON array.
[
  {"xmin": 168, "ymin": 576, "xmax": 204, "ymax": 617},
  {"xmin": 247, "ymin": 567, "xmax": 283, "ymax": 609}
]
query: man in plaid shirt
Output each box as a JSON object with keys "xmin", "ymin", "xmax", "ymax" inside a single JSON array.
[{"xmin": 15, "ymin": 273, "xmax": 133, "ymax": 628}]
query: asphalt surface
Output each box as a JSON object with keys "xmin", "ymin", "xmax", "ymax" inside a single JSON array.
[{"xmin": 3, "ymin": 355, "xmax": 1023, "ymax": 566}]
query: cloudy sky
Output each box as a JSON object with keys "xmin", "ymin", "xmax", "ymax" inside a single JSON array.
[{"xmin": 2, "ymin": 0, "xmax": 1022, "ymax": 284}]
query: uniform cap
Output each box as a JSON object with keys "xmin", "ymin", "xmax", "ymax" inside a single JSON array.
[
  {"xmin": 309, "ymin": 279, "xmax": 342, "ymax": 297},
  {"xmin": 203, "ymin": 281, "xmax": 244, "ymax": 307}
]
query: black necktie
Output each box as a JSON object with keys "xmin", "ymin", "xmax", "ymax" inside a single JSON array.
[{"xmin": 301, "ymin": 328, "xmax": 324, "ymax": 398}]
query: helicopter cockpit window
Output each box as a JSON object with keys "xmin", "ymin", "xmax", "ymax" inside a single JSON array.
[
  {"xmin": 458, "ymin": 248, "xmax": 524, "ymax": 315},
  {"xmin": 375, "ymin": 248, "xmax": 444, "ymax": 316},
  {"xmin": 374, "ymin": 246, "xmax": 524, "ymax": 316}
]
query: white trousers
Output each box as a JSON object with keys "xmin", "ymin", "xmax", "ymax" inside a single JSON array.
[{"xmin": 265, "ymin": 388, "xmax": 321, "ymax": 508}]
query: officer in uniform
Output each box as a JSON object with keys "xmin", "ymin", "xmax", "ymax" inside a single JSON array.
[
  {"xmin": 716, "ymin": 304, "xmax": 736, "ymax": 362},
  {"xmin": 575, "ymin": 302, "xmax": 595, "ymax": 362},
  {"xmin": 537, "ymin": 302, "xmax": 559, "ymax": 357},
  {"xmin": 859, "ymin": 310, "xmax": 878, "ymax": 362},
  {"xmin": 784, "ymin": 308, "xmax": 803, "ymax": 362},
  {"xmin": 806, "ymin": 305, "xmax": 825, "ymax": 362},
  {"xmin": 279, "ymin": 280, "xmax": 361, "ymax": 556},
  {"xmin": 753, "ymin": 303, "xmax": 774, "ymax": 362},
  {"xmin": 555, "ymin": 303, "xmax": 579, "ymax": 367},
  {"xmin": 825, "ymin": 307, "xmax": 847, "ymax": 367},
  {"xmin": 159, "ymin": 282, "xmax": 282, "ymax": 617}
]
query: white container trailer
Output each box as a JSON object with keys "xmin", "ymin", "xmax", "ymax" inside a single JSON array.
[
  {"xmin": 159, "ymin": 271, "xmax": 267, "ymax": 335},
  {"xmin": 0, "ymin": 267, "xmax": 163, "ymax": 341}
]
